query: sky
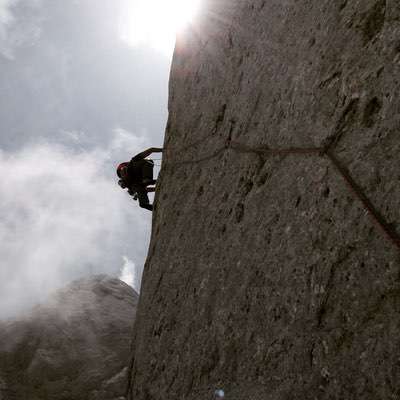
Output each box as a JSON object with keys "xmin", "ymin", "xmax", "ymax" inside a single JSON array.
[{"xmin": 0, "ymin": 0, "xmax": 200, "ymax": 318}]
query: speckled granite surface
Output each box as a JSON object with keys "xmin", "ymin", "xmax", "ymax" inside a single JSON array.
[{"xmin": 128, "ymin": 1, "xmax": 400, "ymax": 399}]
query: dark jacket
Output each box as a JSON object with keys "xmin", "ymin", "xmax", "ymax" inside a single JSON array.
[{"xmin": 125, "ymin": 154, "xmax": 154, "ymax": 186}]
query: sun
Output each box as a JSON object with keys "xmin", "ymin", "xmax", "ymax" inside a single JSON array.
[{"xmin": 119, "ymin": 0, "xmax": 201, "ymax": 55}]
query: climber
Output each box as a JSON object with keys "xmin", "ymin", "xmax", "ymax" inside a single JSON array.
[{"xmin": 116, "ymin": 147, "xmax": 163, "ymax": 211}]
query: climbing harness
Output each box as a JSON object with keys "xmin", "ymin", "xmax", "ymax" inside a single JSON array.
[{"xmin": 161, "ymin": 133, "xmax": 400, "ymax": 251}]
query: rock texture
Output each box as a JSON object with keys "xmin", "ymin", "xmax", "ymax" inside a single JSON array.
[
  {"xmin": 0, "ymin": 275, "xmax": 138, "ymax": 400},
  {"xmin": 128, "ymin": 1, "xmax": 400, "ymax": 399}
]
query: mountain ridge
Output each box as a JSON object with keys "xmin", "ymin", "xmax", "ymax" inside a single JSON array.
[{"xmin": 0, "ymin": 275, "xmax": 137, "ymax": 400}]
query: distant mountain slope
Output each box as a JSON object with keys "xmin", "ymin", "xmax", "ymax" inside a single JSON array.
[{"xmin": 0, "ymin": 275, "xmax": 138, "ymax": 400}]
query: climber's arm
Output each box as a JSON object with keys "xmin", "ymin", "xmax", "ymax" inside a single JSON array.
[{"xmin": 131, "ymin": 147, "xmax": 163, "ymax": 161}]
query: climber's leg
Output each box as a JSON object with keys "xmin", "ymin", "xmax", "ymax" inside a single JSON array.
[{"xmin": 136, "ymin": 186, "xmax": 153, "ymax": 211}]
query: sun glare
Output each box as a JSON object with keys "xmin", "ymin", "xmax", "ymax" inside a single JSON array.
[{"xmin": 120, "ymin": 0, "xmax": 201, "ymax": 55}]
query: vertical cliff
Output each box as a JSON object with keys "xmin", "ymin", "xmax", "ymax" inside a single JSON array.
[{"xmin": 128, "ymin": 1, "xmax": 400, "ymax": 399}]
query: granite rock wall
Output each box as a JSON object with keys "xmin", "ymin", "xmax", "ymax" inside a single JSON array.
[{"xmin": 128, "ymin": 1, "xmax": 400, "ymax": 399}]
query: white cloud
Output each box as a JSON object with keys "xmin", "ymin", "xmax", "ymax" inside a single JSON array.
[
  {"xmin": 119, "ymin": 256, "xmax": 139, "ymax": 292},
  {"xmin": 0, "ymin": 139, "xmax": 151, "ymax": 319}
]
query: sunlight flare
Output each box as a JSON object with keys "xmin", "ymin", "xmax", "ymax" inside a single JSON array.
[{"xmin": 120, "ymin": 0, "xmax": 201, "ymax": 55}]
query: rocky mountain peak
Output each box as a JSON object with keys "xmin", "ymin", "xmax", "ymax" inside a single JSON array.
[{"xmin": 0, "ymin": 275, "xmax": 138, "ymax": 400}]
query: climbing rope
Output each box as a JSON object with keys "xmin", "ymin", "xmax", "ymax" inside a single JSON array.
[
  {"xmin": 325, "ymin": 150, "xmax": 400, "ymax": 249},
  {"xmin": 161, "ymin": 135, "xmax": 400, "ymax": 251},
  {"xmin": 229, "ymin": 141, "xmax": 323, "ymax": 156}
]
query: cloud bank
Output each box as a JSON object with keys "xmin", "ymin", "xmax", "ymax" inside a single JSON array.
[{"xmin": 0, "ymin": 134, "xmax": 152, "ymax": 319}]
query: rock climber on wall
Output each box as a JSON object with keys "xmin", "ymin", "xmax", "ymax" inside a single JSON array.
[{"xmin": 116, "ymin": 147, "xmax": 163, "ymax": 211}]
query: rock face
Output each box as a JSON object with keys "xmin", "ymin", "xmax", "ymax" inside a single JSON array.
[
  {"xmin": 128, "ymin": 1, "xmax": 400, "ymax": 399},
  {"xmin": 0, "ymin": 275, "xmax": 138, "ymax": 400}
]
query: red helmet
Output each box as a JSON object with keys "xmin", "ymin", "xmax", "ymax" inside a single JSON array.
[{"xmin": 116, "ymin": 162, "xmax": 129, "ymax": 178}]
